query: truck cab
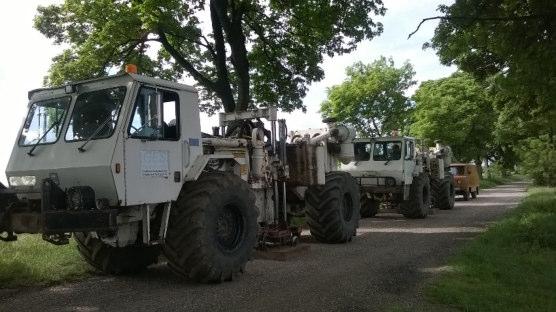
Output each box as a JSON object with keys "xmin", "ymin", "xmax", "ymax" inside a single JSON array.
[
  {"xmin": 342, "ymin": 136, "xmax": 419, "ymax": 200},
  {"xmin": 2, "ymin": 73, "xmax": 202, "ymax": 242}
]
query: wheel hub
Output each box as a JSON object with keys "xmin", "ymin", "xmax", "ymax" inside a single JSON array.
[{"xmin": 216, "ymin": 204, "xmax": 244, "ymax": 252}]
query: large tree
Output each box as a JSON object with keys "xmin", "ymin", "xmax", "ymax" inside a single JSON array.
[
  {"xmin": 411, "ymin": 72, "xmax": 496, "ymax": 164},
  {"xmin": 419, "ymin": 0, "xmax": 556, "ymax": 137},
  {"xmin": 320, "ymin": 57, "xmax": 415, "ymax": 137},
  {"xmin": 34, "ymin": 0, "xmax": 385, "ymax": 114}
]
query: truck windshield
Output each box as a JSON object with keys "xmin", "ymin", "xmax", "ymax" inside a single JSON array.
[
  {"xmin": 19, "ymin": 97, "xmax": 71, "ymax": 146},
  {"xmin": 450, "ymin": 166, "xmax": 465, "ymax": 175},
  {"xmin": 373, "ymin": 141, "xmax": 402, "ymax": 161},
  {"xmin": 65, "ymin": 87, "xmax": 127, "ymax": 141}
]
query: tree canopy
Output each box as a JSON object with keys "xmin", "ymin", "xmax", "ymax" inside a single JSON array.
[
  {"xmin": 320, "ymin": 57, "xmax": 415, "ymax": 137},
  {"xmin": 411, "ymin": 72, "xmax": 496, "ymax": 163},
  {"xmin": 34, "ymin": 0, "xmax": 386, "ymax": 113},
  {"xmin": 425, "ymin": 0, "xmax": 556, "ymax": 136}
]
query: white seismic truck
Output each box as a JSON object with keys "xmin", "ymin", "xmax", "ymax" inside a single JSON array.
[
  {"xmin": 341, "ymin": 136, "xmax": 455, "ymax": 218},
  {"xmin": 0, "ymin": 73, "xmax": 360, "ymax": 283}
]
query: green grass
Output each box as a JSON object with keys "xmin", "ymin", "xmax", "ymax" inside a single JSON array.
[
  {"xmin": 0, "ymin": 234, "xmax": 90, "ymax": 288},
  {"xmin": 480, "ymin": 174, "xmax": 523, "ymax": 189},
  {"xmin": 427, "ymin": 187, "xmax": 556, "ymax": 312}
]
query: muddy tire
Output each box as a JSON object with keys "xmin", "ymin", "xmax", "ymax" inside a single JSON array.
[
  {"xmin": 401, "ymin": 174, "xmax": 431, "ymax": 219},
  {"xmin": 431, "ymin": 176, "xmax": 455, "ymax": 210},
  {"xmin": 163, "ymin": 172, "xmax": 258, "ymax": 283},
  {"xmin": 360, "ymin": 195, "xmax": 379, "ymax": 218},
  {"xmin": 306, "ymin": 172, "xmax": 360, "ymax": 243},
  {"xmin": 74, "ymin": 232, "xmax": 160, "ymax": 274}
]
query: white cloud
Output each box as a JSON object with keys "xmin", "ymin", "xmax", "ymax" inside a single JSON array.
[{"xmin": 0, "ymin": 0, "xmax": 455, "ymax": 183}]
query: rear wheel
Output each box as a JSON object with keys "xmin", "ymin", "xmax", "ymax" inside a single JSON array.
[
  {"xmin": 431, "ymin": 176, "xmax": 455, "ymax": 210},
  {"xmin": 74, "ymin": 232, "xmax": 160, "ymax": 274},
  {"xmin": 306, "ymin": 172, "xmax": 360, "ymax": 243},
  {"xmin": 471, "ymin": 187, "xmax": 477, "ymax": 199},
  {"xmin": 463, "ymin": 191, "xmax": 470, "ymax": 201},
  {"xmin": 163, "ymin": 172, "xmax": 258, "ymax": 283},
  {"xmin": 401, "ymin": 174, "xmax": 431, "ymax": 219},
  {"xmin": 360, "ymin": 195, "xmax": 379, "ymax": 218}
]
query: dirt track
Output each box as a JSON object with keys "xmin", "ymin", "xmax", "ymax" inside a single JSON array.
[{"xmin": 0, "ymin": 182, "xmax": 527, "ymax": 312}]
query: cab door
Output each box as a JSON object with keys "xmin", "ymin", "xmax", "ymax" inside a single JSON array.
[
  {"xmin": 402, "ymin": 139, "xmax": 416, "ymax": 185},
  {"xmin": 123, "ymin": 85, "xmax": 183, "ymax": 205}
]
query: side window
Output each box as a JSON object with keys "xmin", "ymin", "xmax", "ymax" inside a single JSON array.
[
  {"xmin": 128, "ymin": 87, "xmax": 179, "ymax": 140},
  {"xmin": 404, "ymin": 140, "xmax": 414, "ymax": 160},
  {"xmin": 354, "ymin": 142, "xmax": 371, "ymax": 161}
]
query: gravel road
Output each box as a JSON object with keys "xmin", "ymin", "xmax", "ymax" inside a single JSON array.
[{"xmin": 0, "ymin": 182, "xmax": 527, "ymax": 312}]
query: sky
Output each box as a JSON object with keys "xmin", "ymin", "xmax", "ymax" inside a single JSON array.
[{"xmin": 0, "ymin": 0, "xmax": 455, "ymax": 183}]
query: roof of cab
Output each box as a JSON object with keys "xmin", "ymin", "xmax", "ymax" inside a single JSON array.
[{"xmin": 28, "ymin": 73, "xmax": 196, "ymax": 100}]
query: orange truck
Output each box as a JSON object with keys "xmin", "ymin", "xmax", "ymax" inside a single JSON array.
[{"xmin": 449, "ymin": 163, "xmax": 480, "ymax": 201}]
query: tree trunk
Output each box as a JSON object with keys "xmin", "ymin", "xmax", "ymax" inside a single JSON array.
[{"xmin": 210, "ymin": 0, "xmax": 236, "ymax": 113}]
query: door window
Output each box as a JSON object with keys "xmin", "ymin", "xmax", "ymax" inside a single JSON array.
[{"xmin": 128, "ymin": 87, "xmax": 180, "ymax": 140}]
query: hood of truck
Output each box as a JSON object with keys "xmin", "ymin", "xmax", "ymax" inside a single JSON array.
[
  {"xmin": 341, "ymin": 160, "xmax": 405, "ymax": 183},
  {"xmin": 6, "ymin": 135, "xmax": 120, "ymax": 204}
]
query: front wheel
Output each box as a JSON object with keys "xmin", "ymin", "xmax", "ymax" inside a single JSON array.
[
  {"xmin": 74, "ymin": 232, "xmax": 160, "ymax": 274},
  {"xmin": 163, "ymin": 172, "xmax": 258, "ymax": 283},
  {"xmin": 306, "ymin": 172, "xmax": 360, "ymax": 243}
]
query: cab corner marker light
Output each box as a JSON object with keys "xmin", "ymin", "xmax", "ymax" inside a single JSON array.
[{"xmin": 125, "ymin": 64, "xmax": 138, "ymax": 74}]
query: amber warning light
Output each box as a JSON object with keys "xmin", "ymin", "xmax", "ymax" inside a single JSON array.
[{"xmin": 125, "ymin": 64, "xmax": 138, "ymax": 74}]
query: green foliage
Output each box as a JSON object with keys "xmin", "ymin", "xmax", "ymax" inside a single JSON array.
[
  {"xmin": 427, "ymin": 187, "xmax": 556, "ymax": 312},
  {"xmin": 427, "ymin": 0, "xmax": 556, "ymax": 170},
  {"xmin": 34, "ymin": 0, "xmax": 386, "ymax": 113},
  {"xmin": 320, "ymin": 57, "xmax": 415, "ymax": 136},
  {"xmin": 0, "ymin": 235, "xmax": 89, "ymax": 288},
  {"xmin": 427, "ymin": 0, "xmax": 556, "ymax": 119},
  {"xmin": 519, "ymin": 135, "xmax": 556, "ymax": 186},
  {"xmin": 411, "ymin": 72, "xmax": 496, "ymax": 162}
]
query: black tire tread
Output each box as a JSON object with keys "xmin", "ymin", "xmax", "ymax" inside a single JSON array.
[
  {"xmin": 74, "ymin": 232, "xmax": 160, "ymax": 274},
  {"xmin": 163, "ymin": 172, "xmax": 258, "ymax": 283},
  {"xmin": 305, "ymin": 172, "xmax": 360, "ymax": 243},
  {"xmin": 401, "ymin": 174, "xmax": 431, "ymax": 219},
  {"xmin": 431, "ymin": 176, "xmax": 455, "ymax": 210}
]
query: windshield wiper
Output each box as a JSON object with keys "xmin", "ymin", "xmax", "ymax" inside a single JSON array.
[
  {"xmin": 384, "ymin": 157, "xmax": 393, "ymax": 166},
  {"xmin": 27, "ymin": 118, "xmax": 63, "ymax": 156},
  {"xmin": 78, "ymin": 114, "xmax": 115, "ymax": 152}
]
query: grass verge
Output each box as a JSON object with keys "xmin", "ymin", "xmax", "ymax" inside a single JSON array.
[
  {"xmin": 427, "ymin": 187, "xmax": 556, "ymax": 311},
  {"xmin": 0, "ymin": 234, "xmax": 89, "ymax": 288},
  {"xmin": 480, "ymin": 174, "xmax": 523, "ymax": 189}
]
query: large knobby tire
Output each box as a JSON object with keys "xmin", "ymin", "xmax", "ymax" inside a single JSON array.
[
  {"xmin": 163, "ymin": 172, "xmax": 258, "ymax": 283},
  {"xmin": 431, "ymin": 176, "xmax": 455, "ymax": 210},
  {"xmin": 360, "ymin": 195, "xmax": 379, "ymax": 218},
  {"xmin": 305, "ymin": 172, "xmax": 360, "ymax": 243},
  {"xmin": 74, "ymin": 232, "xmax": 160, "ymax": 274},
  {"xmin": 401, "ymin": 174, "xmax": 431, "ymax": 219}
]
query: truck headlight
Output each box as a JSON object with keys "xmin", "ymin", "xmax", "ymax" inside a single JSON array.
[{"xmin": 8, "ymin": 176, "xmax": 36, "ymax": 187}]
